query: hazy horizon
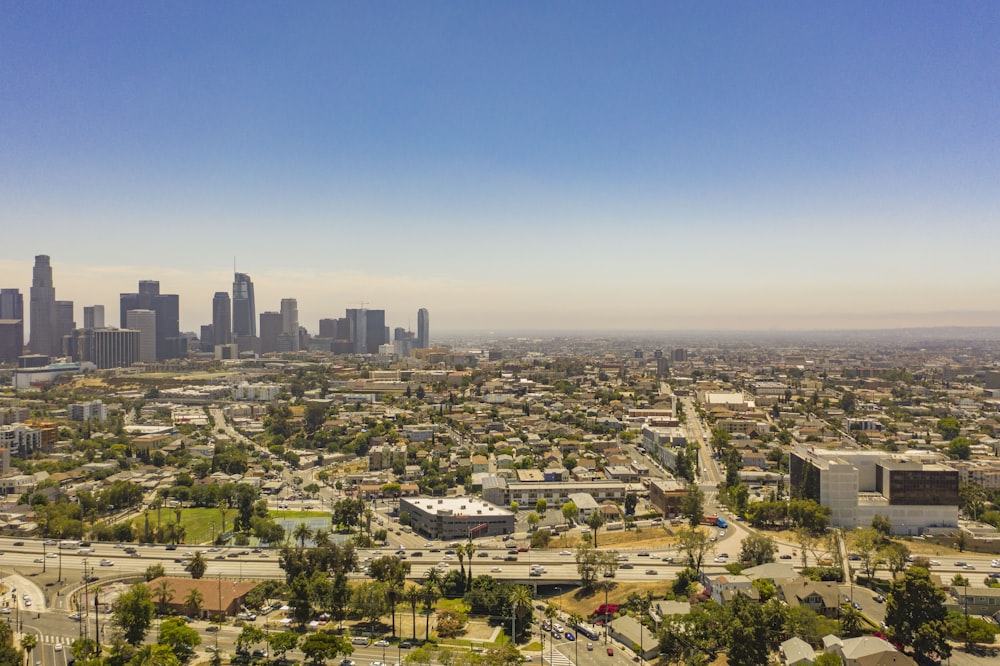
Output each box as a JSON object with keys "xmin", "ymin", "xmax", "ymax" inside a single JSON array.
[{"xmin": 2, "ymin": 3, "xmax": 997, "ymax": 335}]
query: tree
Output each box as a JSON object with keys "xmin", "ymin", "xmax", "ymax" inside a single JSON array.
[
  {"xmin": 871, "ymin": 514, "xmax": 892, "ymax": 539},
  {"xmin": 586, "ymin": 511, "xmax": 605, "ymax": 549},
  {"xmin": 509, "ymin": 585, "xmax": 534, "ymax": 641},
  {"xmin": 184, "ymin": 588, "xmax": 204, "ymax": 618},
  {"xmin": 129, "ymin": 644, "xmax": 181, "ymax": 666},
  {"xmin": 947, "ymin": 437, "xmax": 972, "ymax": 460},
  {"xmin": 676, "ymin": 526, "xmax": 714, "ymax": 573},
  {"xmin": 159, "ymin": 616, "xmax": 201, "ymax": 663},
  {"xmin": 526, "ymin": 512, "xmax": 540, "ymax": 531},
  {"xmin": 561, "ymin": 502, "xmax": 579, "ymax": 526},
  {"xmin": 738, "ymin": 533, "xmax": 776, "ymax": 567},
  {"xmin": 112, "ymin": 582, "xmax": 155, "ymax": 646},
  {"xmin": 267, "ymin": 632, "xmax": 301, "ymax": 661},
  {"xmin": 840, "ymin": 606, "xmax": 864, "ymax": 637},
  {"xmin": 680, "ymin": 484, "xmax": 704, "ymax": 528},
  {"xmin": 881, "ymin": 541, "xmax": 911, "ymax": 577},
  {"xmin": 421, "ymin": 582, "xmax": 440, "ymax": 641},
  {"xmin": 814, "ymin": 653, "xmax": 844, "ymax": 666},
  {"xmin": 185, "ymin": 552, "xmax": 207, "ymax": 579},
  {"xmin": 405, "ymin": 585, "xmax": 422, "ymax": 640},
  {"xmin": 293, "ymin": 522, "xmax": 314, "ymax": 549},
  {"xmin": 153, "ymin": 578, "xmax": 174, "ymax": 615},
  {"xmin": 853, "ymin": 529, "xmax": 883, "ymax": 584},
  {"xmin": 624, "ymin": 492, "xmax": 638, "ymax": 516},
  {"xmin": 959, "ymin": 481, "xmax": 987, "ymax": 520},
  {"xmin": 936, "ymin": 417, "xmax": 961, "ymax": 441},
  {"xmin": 885, "ymin": 567, "xmax": 951, "ymax": 663},
  {"xmin": 299, "ymin": 633, "xmax": 351, "ymax": 666},
  {"xmin": 535, "ymin": 499, "xmax": 547, "ymax": 515},
  {"xmin": 21, "ymin": 634, "xmax": 36, "ymax": 666},
  {"xmin": 236, "ymin": 625, "xmax": 266, "ymax": 653},
  {"xmin": 575, "ymin": 544, "xmax": 601, "ymax": 590}
]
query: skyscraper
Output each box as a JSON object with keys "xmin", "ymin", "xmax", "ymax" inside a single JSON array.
[
  {"xmin": 279, "ymin": 299, "xmax": 299, "ymax": 352},
  {"xmin": 346, "ymin": 308, "xmax": 367, "ymax": 354},
  {"xmin": 365, "ymin": 309, "xmax": 387, "ymax": 355},
  {"xmin": 417, "ymin": 308, "xmax": 430, "ymax": 349},
  {"xmin": 55, "ymin": 300, "xmax": 75, "ymax": 352},
  {"xmin": 83, "ymin": 305, "xmax": 105, "ymax": 330},
  {"xmin": 127, "ymin": 309, "xmax": 157, "ymax": 363},
  {"xmin": 0, "ymin": 288, "xmax": 23, "ymax": 362},
  {"xmin": 232, "ymin": 272, "xmax": 256, "ymax": 337},
  {"xmin": 29, "ymin": 255, "xmax": 58, "ymax": 356},
  {"xmin": 212, "ymin": 292, "xmax": 232, "ymax": 346},
  {"xmin": 120, "ymin": 280, "xmax": 185, "ymax": 360},
  {"xmin": 259, "ymin": 311, "xmax": 282, "ymax": 354}
]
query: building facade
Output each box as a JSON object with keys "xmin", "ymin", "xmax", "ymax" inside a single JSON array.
[
  {"xmin": 212, "ymin": 292, "xmax": 232, "ymax": 346},
  {"xmin": 400, "ymin": 496, "xmax": 514, "ymax": 539},
  {"xmin": 29, "ymin": 255, "xmax": 58, "ymax": 356}
]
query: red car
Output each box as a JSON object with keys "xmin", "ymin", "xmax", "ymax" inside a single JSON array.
[{"xmin": 606, "ymin": 648, "xmax": 614, "ymax": 656}]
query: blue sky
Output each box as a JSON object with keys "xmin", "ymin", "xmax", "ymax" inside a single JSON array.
[{"xmin": 1, "ymin": 2, "xmax": 998, "ymax": 333}]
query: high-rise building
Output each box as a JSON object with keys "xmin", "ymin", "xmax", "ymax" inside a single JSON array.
[
  {"xmin": 120, "ymin": 280, "xmax": 185, "ymax": 360},
  {"xmin": 319, "ymin": 318, "xmax": 337, "ymax": 339},
  {"xmin": 346, "ymin": 308, "xmax": 367, "ymax": 354},
  {"xmin": 0, "ymin": 289, "xmax": 23, "ymax": 321},
  {"xmin": 259, "ymin": 311, "xmax": 282, "ymax": 354},
  {"xmin": 0, "ymin": 289, "xmax": 23, "ymax": 361},
  {"xmin": 212, "ymin": 292, "xmax": 232, "ymax": 346},
  {"xmin": 83, "ymin": 305, "xmax": 105, "ymax": 330},
  {"xmin": 365, "ymin": 309, "xmax": 386, "ymax": 354},
  {"xmin": 89, "ymin": 328, "xmax": 140, "ymax": 369},
  {"xmin": 232, "ymin": 272, "xmax": 256, "ymax": 338},
  {"xmin": 417, "ymin": 308, "xmax": 430, "ymax": 349},
  {"xmin": 278, "ymin": 299, "xmax": 299, "ymax": 352},
  {"xmin": 127, "ymin": 309, "xmax": 157, "ymax": 363},
  {"xmin": 29, "ymin": 255, "xmax": 58, "ymax": 356},
  {"xmin": 200, "ymin": 325, "xmax": 215, "ymax": 351},
  {"xmin": 55, "ymin": 300, "xmax": 75, "ymax": 352}
]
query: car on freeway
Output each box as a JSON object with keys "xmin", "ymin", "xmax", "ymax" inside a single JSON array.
[
  {"xmin": 476, "ymin": 552, "xmax": 487, "ymax": 558},
  {"xmin": 12, "ymin": 542, "xmax": 23, "ymax": 547},
  {"xmin": 46, "ymin": 553, "xmax": 57, "ymax": 558},
  {"xmin": 68, "ymin": 613, "xmax": 80, "ymax": 620},
  {"xmin": 620, "ymin": 563, "xmax": 634, "ymax": 569},
  {"xmin": 491, "ymin": 567, "xmax": 502, "ymax": 573},
  {"xmin": 780, "ymin": 554, "xmax": 792, "ymax": 559},
  {"xmin": 33, "ymin": 558, "xmax": 42, "ymax": 564},
  {"xmin": 399, "ymin": 642, "xmax": 413, "ymax": 649},
  {"xmin": 645, "ymin": 569, "xmax": 657, "ymax": 575},
  {"xmin": 99, "ymin": 559, "xmax": 114, "ymax": 566},
  {"xmin": 559, "ymin": 551, "xmax": 572, "ymax": 556}
]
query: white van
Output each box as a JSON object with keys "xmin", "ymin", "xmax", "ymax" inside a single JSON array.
[{"xmin": 351, "ymin": 637, "xmax": 369, "ymax": 646}]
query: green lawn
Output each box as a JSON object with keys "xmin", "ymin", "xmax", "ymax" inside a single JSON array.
[{"xmin": 131, "ymin": 507, "xmax": 233, "ymax": 545}]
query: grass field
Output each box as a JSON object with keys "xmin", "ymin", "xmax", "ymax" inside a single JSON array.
[{"xmin": 131, "ymin": 507, "xmax": 233, "ymax": 545}]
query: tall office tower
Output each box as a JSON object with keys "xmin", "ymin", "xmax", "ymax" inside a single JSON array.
[
  {"xmin": 83, "ymin": 305, "xmax": 105, "ymax": 330},
  {"xmin": 29, "ymin": 255, "xmax": 58, "ymax": 356},
  {"xmin": 89, "ymin": 328, "xmax": 140, "ymax": 369},
  {"xmin": 364, "ymin": 310, "xmax": 386, "ymax": 354},
  {"xmin": 120, "ymin": 280, "xmax": 184, "ymax": 360},
  {"xmin": 0, "ymin": 289, "xmax": 23, "ymax": 321},
  {"xmin": 346, "ymin": 308, "xmax": 367, "ymax": 354},
  {"xmin": 232, "ymin": 272, "xmax": 256, "ymax": 337},
  {"xmin": 212, "ymin": 292, "xmax": 232, "ymax": 345},
  {"xmin": 417, "ymin": 308, "xmax": 430, "ymax": 349},
  {"xmin": 259, "ymin": 311, "xmax": 282, "ymax": 354},
  {"xmin": 0, "ymin": 289, "xmax": 23, "ymax": 360},
  {"xmin": 56, "ymin": 300, "xmax": 75, "ymax": 348},
  {"xmin": 278, "ymin": 299, "xmax": 299, "ymax": 352},
  {"xmin": 318, "ymin": 318, "xmax": 337, "ymax": 339},
  {"xmin": 199, "ymin": 325, "xmax": 215, "ymax": 351},
  {"xmin": 127, "ymin": 309, "xmax": 157, "ymax": 363},
  {"xmin": 393, "ymin": 327, "xmax": 408, "ymax": 341}
]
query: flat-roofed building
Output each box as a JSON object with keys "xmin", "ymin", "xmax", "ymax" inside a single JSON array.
[
  {"xmin": 400, "ymin": 496, "xmax": 514, "ymax": 539},
  {"xmin": 481, "ymin": 476, "xmax": 628, "ymax": 508}
]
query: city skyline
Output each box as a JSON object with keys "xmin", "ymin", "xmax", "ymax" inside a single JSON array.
[{"xmin": 1, "ymin": 3, "xmax": 998, "ymax": 332}]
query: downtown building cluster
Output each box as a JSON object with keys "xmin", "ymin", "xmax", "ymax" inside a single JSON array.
[{"xmin": 0, "ymin": 255, "xmax": 430, "ymax": 370}]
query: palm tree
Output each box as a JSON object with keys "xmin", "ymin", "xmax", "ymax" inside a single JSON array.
[
  {"xmin": 421, "ymin": 582, "xmax": 440, "ymax": 641},
  {"xmin": 569, "ymin": 612, "xmax": 584, "ymax": 663},
  {"xmin": 186, "ymin": 552, "xmax": 207, "ymax": 579},
  {"xmin": 464, "ymin": 542, "xmax": 476, "ymax": 584},
  {"xmin": 587, "ymin": 512, "xmax": 605, "ymax": 549},
  {"xmin": 293, "ymin": 522, "xmax": 313, "ymax": 549},
  {"xmin": 364, "ymin": 507, "xmax": 375, "ymax": 534},
  {"xmin": 405, "ymin": 585, "xmax": 421, "ymax": 641},
  {"xmin": 509, "ymin": 585, "xmax": 533, "ymax": 643},
  {"xmin": 184, "ymin": 588, "xmax": 204, "ymax": 618},
  {"xmin": 21, "ymin": 633, "xmax": 37, "ymax": 665},
  {"xmin": 456, "ymin": 546, "xmax": 466, "ymax": 584},
  {"xmin": 153, "ymin": 578, "xmax": 174, "ymax": 615},
  {"xmin": 219, "ymin": 505, "xmax": 230, "ymax": 539}
]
